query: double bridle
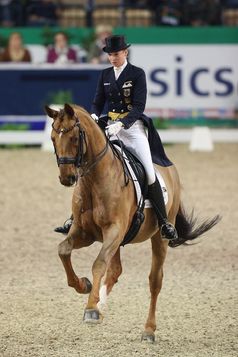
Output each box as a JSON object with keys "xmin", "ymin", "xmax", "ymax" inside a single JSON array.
[{"xmin": 52, "ymin": 115, "xmax": 109, "ymax": 176}]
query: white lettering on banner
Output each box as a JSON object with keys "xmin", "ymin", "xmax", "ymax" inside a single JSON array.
[{"xmin": 130, "ymin": 45, "xmax": 238, "ymax": 111}]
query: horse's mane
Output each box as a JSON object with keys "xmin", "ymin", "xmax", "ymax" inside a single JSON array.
[
  {"xmin": 72, "ymin": 104, "xmax": 106, "ymax": 143},
  {"xmin": 72, "ymin": 104, "xmax": 91, "ymax": 118}
]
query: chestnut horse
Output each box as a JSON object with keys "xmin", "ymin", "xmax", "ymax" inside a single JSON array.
[{"xmin": 45, "ymin": 103, "xmax": 220, "ymax": 342}]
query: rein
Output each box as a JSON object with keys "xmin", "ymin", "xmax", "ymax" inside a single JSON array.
[
  {"xmin": 80, "ymin": 140, "xmax": 109, "ymax": 177},
  {"xmin": 52, "ymin": 116, "xmax": 109, "ymax": 176}
]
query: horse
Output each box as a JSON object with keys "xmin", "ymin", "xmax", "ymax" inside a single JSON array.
[{"xmin": 45, "ymin": 103, "xmax": 220, "ymax": 342}]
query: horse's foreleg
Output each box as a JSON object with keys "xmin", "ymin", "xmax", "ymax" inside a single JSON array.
[
  {"xmin": 58, "ymin": 227, "xmax": 94, "ymax": 294},
  {"xmin": 83, "ymin": 223, "xmax": 122, "ymax": 323},
  {"xmin": 98, "ymin": 247, "xmax": 122, "ymax": 309},
  {"xmin": 142, "ymin": 233, "xmax": 168, "ymax": 343}
]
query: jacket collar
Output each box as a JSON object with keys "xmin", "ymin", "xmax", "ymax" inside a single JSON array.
[{"xmin": 115, "ymin": 62, "xmax": 130, "ymax": 86}]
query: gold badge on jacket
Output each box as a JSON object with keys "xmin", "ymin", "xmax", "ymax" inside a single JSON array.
[{"xmin": 122, "ymin": 81, "xmax": 132, "ymax": 97}]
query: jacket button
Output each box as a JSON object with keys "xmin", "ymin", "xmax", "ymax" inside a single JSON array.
[
  {"xmin": 121, "ymin": 109, "xmax": 124, "ymax": 113},
  {"xmin": 118, "ymin": 93, "xmax": 120, "ymax": 96},
  {"xmin": 112, "ymin": 109, "xmax": 115, "ymax": 112},
  {"xmin": 120, "ymin": 101, "xmax": 122, "ymax": 104}
]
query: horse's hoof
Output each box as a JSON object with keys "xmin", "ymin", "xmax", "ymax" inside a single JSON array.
[
  {"xmin": 81, "ymin": 277, "xmax": 92, "ymax": 294},
  {"xmin": 83, "ymin": 309, "xmax": 102, "ymax": 324},
  {"xmin": 141, "ymin": 331, "xmax": 155, "ymax": 343}
]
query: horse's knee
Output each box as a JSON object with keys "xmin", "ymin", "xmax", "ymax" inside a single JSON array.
[{"xmin": 58, "ymin": 238, "xmax": 73, "ymax": 257}]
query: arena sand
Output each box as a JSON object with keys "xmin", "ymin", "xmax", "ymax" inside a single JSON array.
[{"xmin": 0, "ymin": 144, "xmax": 237, "ymax": 357}]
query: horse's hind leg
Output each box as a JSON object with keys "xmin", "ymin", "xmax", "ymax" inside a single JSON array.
[
  {"xmin": 98, "ymin": 247, "xmax": 122, "ymax": 309},
  {"xmin": 142, "ymin": 233, "xmax": 168, "ymax": 343},
  {"xmin": 58, "ymin": 225, "xmax": 94, "ymax": 294}
]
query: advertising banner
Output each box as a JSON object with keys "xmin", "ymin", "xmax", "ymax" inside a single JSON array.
[{"xmin": 131, "ymin": 45, "xmax": 238, "ymax": 118}]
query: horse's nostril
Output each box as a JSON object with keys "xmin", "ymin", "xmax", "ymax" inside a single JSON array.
[
  {"xmin": 69, "ymin": 175, "xmax": 76, "ymax": 184},
  {"xmin": 59, "ymin": 175, "xmax": 76, "ymax": 187}
]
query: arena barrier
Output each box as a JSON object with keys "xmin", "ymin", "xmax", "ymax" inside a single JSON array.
[{"xmin": 1, "ymin": 123, "xmax": 238, "ymax": 152}]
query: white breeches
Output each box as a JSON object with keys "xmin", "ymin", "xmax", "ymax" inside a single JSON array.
[{"xmin": 110, "ymin": 120, "xmax": 156, "ymax": 185}]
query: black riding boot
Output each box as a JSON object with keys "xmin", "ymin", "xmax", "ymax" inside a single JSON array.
[
  {"xmin": 54, "ymin": 215, "xmax": 73, "ymax": 234},
  {"xmin": 148, "ymin": 178, "xmax": 178, "ymax": 241}
]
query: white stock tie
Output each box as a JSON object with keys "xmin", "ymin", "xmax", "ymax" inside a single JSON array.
[{"xmin": 114, "ymin": 67, "xmax": 121, "ymax": 80}]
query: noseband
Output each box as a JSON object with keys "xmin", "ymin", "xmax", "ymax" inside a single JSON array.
[{"xmin": 52, "ymin": 115, "xmax": 109, "ymax": 176}]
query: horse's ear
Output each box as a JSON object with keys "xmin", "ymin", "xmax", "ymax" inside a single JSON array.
[
  {"xmin": 44, "ymin": 105, "xmax": 59, "ymax": 120},
  {"xmin": 64, "ymin": 103, "xmax": 74, "ymax": 117}
]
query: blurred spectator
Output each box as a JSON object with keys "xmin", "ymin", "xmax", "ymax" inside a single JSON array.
[
  {"xmin": 0, "ymin": 0, "xmax": 24, "ymax": 27},
  {"xmin": 0, "ymin": 32, "xmax": 31, "ymax": 62},
  {"xmin": 182, "ymin": 0, "xmax": 222, "ymax": 26},
  {"xmin": 87, "ymin": 24, "xmax": 113, "ymax": 64},
  {"xmin": 222, "ymin": 0, "xmax": 238, "ymax": 25},
  {"xmin": 125, "ymin": 0, "xmax": 148, "ymax": 6},
  {"xmin": 222, "ymin": 0, "xmax": 238, "ymax": 7},
  {"xmin": 46, "ymin": 31, "xmax": 78, "ymax": 64},
  {"xmin": 147, "ymin": 0, "xmax": 182, "ymax": 26},
  {"xmin": 26, "ymin": 0, "xmax": 59, "ymax": 27}
]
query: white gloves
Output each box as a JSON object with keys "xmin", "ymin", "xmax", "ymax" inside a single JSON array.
[
  {"xmin": 91, "ymin": 113, "xmax": 99, "ymax": 122},
  {"xmin": 105, "ymin": 121, "xmax": 124, "ymax": 137},
  {"xmin": 91, "ymin": 114, "xmax": 124, "ymax": 136}
]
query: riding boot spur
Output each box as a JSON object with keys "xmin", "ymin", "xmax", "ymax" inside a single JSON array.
[
  {"xmin": 54, "ymin": 215, "xmax": 73, "ymax": 234},
  {"xmin": 147, "ymin": 178, "xmax": 178, "ymax": 241}
]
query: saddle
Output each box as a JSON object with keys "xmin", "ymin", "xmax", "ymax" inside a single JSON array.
[{"xmin": 111, "ymin": 140, "xmax": 148, "ymax": 246}]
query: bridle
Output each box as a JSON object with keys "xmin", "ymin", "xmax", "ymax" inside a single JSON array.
[
  {"xmin": 52, "ymin": 118, "xmax": 85, "ymax": 168},
  {"xmin": 52, "ymin": 115, "xmax": 109, "ymax": 176}
]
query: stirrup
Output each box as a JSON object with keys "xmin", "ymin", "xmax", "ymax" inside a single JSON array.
[
  {"xmin": 160, "ymin": 221, "xmax": 178, "ymax": 241},
  {"xmin": 54, "ymin": 218, "xmax": 73, "ymax": 234}
]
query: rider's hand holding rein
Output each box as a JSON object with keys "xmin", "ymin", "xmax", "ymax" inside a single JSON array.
[{"xmin": 105, "ymin": 121, "xmax": 124, "ymax": 137}]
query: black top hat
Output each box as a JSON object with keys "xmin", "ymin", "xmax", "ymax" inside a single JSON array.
[{"xmin": 103, "ymin": 35, "xmax": 131, "ymax": 53}]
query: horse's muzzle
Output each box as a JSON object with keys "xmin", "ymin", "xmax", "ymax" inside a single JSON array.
[{"xmin": 59, "ymin": 174, "xmax": 78, "ymax": 187}]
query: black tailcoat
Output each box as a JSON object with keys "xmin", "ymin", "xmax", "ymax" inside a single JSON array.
[{"xmin": 91, "ymin": 62, "xmax": 172, "ymax": 167}]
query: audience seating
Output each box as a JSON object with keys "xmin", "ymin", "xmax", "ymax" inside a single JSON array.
[
  {"xmin": 125, "ymin": 9, "xmax": 154, "ymax": 26},
  {"xmin": 59, "ymin": 8, "xmax": 86, "ymax": 27}
]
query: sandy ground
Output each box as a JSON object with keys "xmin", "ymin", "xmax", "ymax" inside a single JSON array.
[{"xmin": 0, "ymin": 144, "xmax": 237, "ymax": 357}]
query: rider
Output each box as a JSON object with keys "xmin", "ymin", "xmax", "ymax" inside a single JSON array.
[{"xmin": 55, "ymin": 35, "xmax": 178, "ymax": 241}]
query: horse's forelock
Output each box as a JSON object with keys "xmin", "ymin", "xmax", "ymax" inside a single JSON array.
[
  {"xmin": 58, "ymin": 109, "xmax": 65, "ymax": 122},
  {"xmin": 58, "ymin": 107, "xmax": 77, "ymax": 123}
]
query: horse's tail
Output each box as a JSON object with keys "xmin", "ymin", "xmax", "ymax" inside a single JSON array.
[{"xmin": 169, "ymin": 204, "xmax": 221, "ymax": 248}]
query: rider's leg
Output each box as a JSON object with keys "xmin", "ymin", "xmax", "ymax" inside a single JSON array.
[
  {"xmin": 147, "ymin": 178, "xmax": 178, "ymax": 240},
  {"xmin": 117, "ymin": 121, "xmax": 177, "ymax": 241}
]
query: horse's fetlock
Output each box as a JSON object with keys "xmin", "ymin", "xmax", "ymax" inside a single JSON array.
[
  {"xmin": 145, "ymin": 322, "xmax": 156, "ymax": 332},
  {"xmin": 68, "ymin": 282, "xmax": 74, "ymax": 289},
  {"xmin": 67, "ymin": 279, "xmax": 75, "ymax": 288}
]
